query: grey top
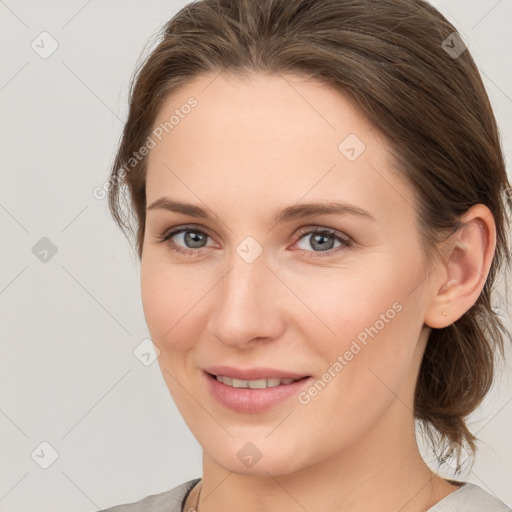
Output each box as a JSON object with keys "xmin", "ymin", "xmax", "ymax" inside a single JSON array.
[{"xmin": 96, "ymin": 479, "xmax": 511, "ymax": 512}]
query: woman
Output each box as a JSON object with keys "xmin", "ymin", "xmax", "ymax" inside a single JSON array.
[{"xmin": 99, "ymin": 0, "xmax": 511, "ymax": 510}]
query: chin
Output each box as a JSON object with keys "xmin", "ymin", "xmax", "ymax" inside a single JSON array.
[{"xmin": 202, "ymin": 435, "xmax": 311, "ymax": 477}]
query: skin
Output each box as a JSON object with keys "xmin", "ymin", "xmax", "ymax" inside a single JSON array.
[{"xmin": 140, "ymin": 72, "xmax": 496, "ymax": 512}]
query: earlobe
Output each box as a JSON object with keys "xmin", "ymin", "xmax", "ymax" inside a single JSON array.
[{"xmin": 424, "ymin": 204, "xmax": 496, "ymax": 329}]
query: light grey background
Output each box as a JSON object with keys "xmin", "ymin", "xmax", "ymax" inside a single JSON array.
[{"xmin": 0, "ymin": 1, "xmax": 511, "ymax": 511}]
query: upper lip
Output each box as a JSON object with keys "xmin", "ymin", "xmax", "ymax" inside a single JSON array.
[{"xmin": 204, "ymin": 365, "xmax": 309, "ymax": 381}]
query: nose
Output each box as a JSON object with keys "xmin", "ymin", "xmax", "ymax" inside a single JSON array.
[{"xmin": 206, "ymin": 252, "xmax": 286, "ymax": 349}]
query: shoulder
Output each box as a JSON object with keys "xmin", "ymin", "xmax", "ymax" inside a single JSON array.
[
  {"xmin": 428, "ymin": 482, "xmax": 510, "ymax": 512},
  {"xmin": 96, "ymin": 478, "xmax": 201, "ymax": 512}
]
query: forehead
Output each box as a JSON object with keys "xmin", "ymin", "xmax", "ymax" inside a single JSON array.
[
  {"xmin": 149, "ymin": 71, "xmax": 374, "ymax": 162},
  {"xmin": 145, "ymin": 71, "xmax": 415, "ymax": 226}
]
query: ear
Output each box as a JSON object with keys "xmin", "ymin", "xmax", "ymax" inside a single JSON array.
[{"xmin": 424, "ymin": 204, "xmax": 497, "ymax": 329}]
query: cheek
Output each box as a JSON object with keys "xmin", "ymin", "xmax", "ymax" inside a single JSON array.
[
  {"xmin": 292, "ymin": 259, "xmax": 414, "ymax": 348},
  {"xmin": 140, "ymin": 262, "xmax": 205, "ymax": 411},
  {"xmin": 294, "ymin": 260, "xmax": 423, "ymax": 402},
  {"xmin": 140, "ymin": 258, "xmax": 214, "ymax": 352},
  {"xmin": 141, "ymin": 259, "xmax": 185, "ymax": 343}
]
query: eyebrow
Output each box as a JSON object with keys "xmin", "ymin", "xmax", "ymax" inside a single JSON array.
[{"xmin": 146, "ymin": 197, "xmax": 376, "ymax": 223}]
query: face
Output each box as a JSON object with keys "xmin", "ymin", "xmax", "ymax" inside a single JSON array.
[{"xmin": 141, "ymin": 72, "xmax": 436, "ymax": 477}]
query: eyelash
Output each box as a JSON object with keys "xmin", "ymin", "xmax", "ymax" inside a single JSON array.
[{"xmin": 155, "ymin": 224, "xmax": 353, "ymax": 258}]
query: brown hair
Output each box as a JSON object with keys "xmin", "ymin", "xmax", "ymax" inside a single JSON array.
[{"xmin": 107, "ymin": 0, "xmax": 511, "ymax": 470}]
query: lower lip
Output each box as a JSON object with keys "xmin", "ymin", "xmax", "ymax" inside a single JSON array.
[{"xmin": 204, "ymin": 371, "xmax": 312, "ymax": 413}]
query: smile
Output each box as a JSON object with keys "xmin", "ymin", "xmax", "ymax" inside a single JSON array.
[{"xmin": 214, "ymin": 375, "xmax": 305, "ymax": 388}]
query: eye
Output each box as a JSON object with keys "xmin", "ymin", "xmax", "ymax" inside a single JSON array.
[
  {"xmin": 155, "ymin": 225, "xmax": 214, "ymax": 256},
  {"xmin": 293, "ymin": 227, "xmax": 352, "ymax": 257},
  {"xmin": 156, "ymin": 225, "xmax": 353, "ymax": 258}
]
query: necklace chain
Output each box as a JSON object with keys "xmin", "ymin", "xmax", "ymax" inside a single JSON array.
[
  {"xmin": 185, "ymin": 474, "xmax": 440, "ymax": 511},
  {"xmin": 187, "ymin": 482, "xmax": 201, "ymax": 512},
  {"xmin": 195, "ymin": 484, "xmax": 202, "ymax": 511}
]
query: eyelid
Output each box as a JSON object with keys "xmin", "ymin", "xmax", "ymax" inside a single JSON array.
[
  {"xmin": 294, "ymin": 225, "xmax": 351, "ymax": 243},
  {"xmin": 158, "ymin": 223, "xmax": 215, "ymax": 241}
]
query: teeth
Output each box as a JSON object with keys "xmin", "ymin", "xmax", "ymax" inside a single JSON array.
[{"xmin": 215, "ymin": 375, "xmax": 300, "ymax": 388}]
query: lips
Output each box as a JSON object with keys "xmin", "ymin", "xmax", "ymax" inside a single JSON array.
[
  {"xmin": 204, "ymin": 365, "xmax": 310, "ymax": 381},
  {"xmin": 204, "ymin": 370, "xmax": 314, "ymax": 413}
]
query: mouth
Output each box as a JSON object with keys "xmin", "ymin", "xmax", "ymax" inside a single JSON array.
[
  {"xmin": 204, "ymin": 370, "xmax": 314, "ymax": 413},
  {"xmin": 205, "ymin": 371, "xmax": 310, "ymax": 389}
]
